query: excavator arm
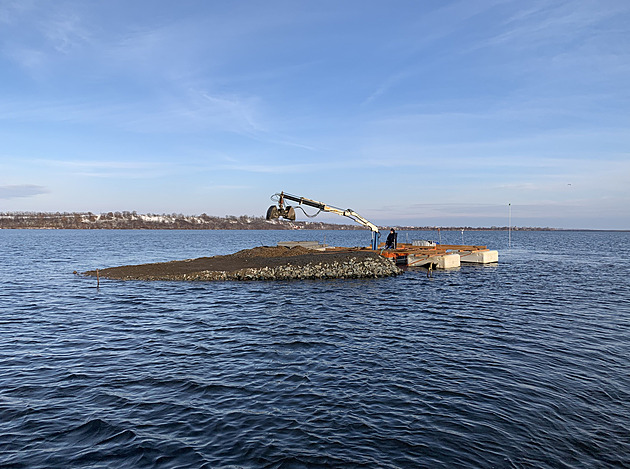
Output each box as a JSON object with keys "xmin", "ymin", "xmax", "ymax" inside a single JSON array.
[{"xmin": 266, "ymin": 192, "xmax": 380, "ymax": 250}]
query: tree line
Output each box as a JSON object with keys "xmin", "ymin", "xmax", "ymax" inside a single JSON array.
[
  {"xmin": 0, "ymin": 211, "xmax": 560, "ymax": 231},
  {"xmin": 0, "ymin": 211, "xmax": 363, "ymax": 230}
]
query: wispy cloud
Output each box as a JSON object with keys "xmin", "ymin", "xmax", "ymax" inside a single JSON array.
[
  {"xmin": 38, "ymin": 159, "xmax": 171, "ymax": 179},
  {"xmin": 2, "ymin": 46, "xmax": 46, "ymax": 71},
  {"xmin": 376, "ymin": 202, "xmax": 506, "ymax": 216},
  {"xmin": 479, "ymin": 1, "xmax": 624, "ymax": 50},
  {"xmin": 0, "ymin": 2, "xmax": 91, "ymax": 75},
  {"xmin": 198, "ymin": 91, "xmax": 263, "ymax": 134},
  {"xmin": 42, "ymin": 11, "xmax": 91, "ymax": 54},
  {"xmin": 0, "ymin": 184, "xmax": 48, "ymax": 199},
  {"xmin": 0, "ymin": 91, "xmax": 264, "ymax": 137},
  {"xmin": 43, "ymin": 159, "xmax": 163, "ymax": 170},
  {"xmin": 217, "ymin": 161, "xmax": 322, "ymax": 174},
  {"xmin": 362, "ymin": 72, "xmax": 411, "ymax": 107},
  {"xmin": 0, "ymin": 1, "xmax": 35, "ymax": 25},
  {"xmin": 208, "ymin": 184, "xmax": 250, "ymax": 190},
  {"xmin": 369, "ymin": 197, "xmax": 628, "ymax": 227}
]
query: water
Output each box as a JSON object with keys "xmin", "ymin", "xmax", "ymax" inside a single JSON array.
[{"xmin": 1, "ymin": 229, "xmax": 629, "ymax": 468}]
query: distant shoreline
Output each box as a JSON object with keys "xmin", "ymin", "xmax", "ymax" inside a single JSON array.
[{"xmin": 0, "ymin": 211, "xmax": 627, "ymax": 232}]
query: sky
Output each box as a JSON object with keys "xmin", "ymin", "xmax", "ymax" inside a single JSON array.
[{"xmin": 1, "ymin": 0, "xmax": 629, "ymax": 229}]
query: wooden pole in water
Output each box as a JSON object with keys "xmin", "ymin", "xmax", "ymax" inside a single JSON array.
[{"xmin": 96, "ymin": 269, "xmax": 100, "ymax": 288}]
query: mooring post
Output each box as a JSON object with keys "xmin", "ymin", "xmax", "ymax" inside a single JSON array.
[{"xmin": 96, "ymin": 269, "xmax": 100, "ymax": 288}]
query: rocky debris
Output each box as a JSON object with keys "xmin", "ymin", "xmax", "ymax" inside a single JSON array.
[
  {"xmin": 135, "ymin": 257, "xmax": 399, "ymax": 281},
  {"xmin": 226, "ymin": 245, "xmax": 314, "ymax": 259},
  {"xmin": 84, "ymin": 246, "xmax": 402, "ymax": 281}
]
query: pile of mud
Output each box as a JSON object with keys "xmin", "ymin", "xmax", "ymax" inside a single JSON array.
[{"xmin": 83, "ymin": 246, "xmax": 402, "ymax": 281}]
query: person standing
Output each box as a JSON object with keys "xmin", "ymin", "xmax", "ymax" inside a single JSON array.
[{"xmin": 385, "ymin": 228, "xmax": 397, "ymax": 249}]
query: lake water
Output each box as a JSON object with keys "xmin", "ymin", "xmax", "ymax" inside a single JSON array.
[{"xmin": 1, "ymin": 229, "xmax": 628, "ymax": 468}]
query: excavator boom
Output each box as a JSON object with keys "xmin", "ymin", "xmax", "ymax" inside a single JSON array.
[{"xmin": 266, "ymin": 191, "xmax": 380, "ymax": 249}]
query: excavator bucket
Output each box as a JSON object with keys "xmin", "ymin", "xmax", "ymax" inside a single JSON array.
[
  {"xmin": 266, "ymin": 205, "xmax": 296, "ymax": 221},
  {"xmin": 266, "ymin": 205, "xmax": 279, "ymax": 220}
]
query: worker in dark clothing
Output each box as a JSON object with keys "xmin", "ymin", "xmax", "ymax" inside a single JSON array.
[{"xmin": 385, "ymin": 228, "xmax": 397, "ymax": 249}]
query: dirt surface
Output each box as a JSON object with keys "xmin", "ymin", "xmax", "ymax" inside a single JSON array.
[{"xmin": 84, "ymin": 245, "xmax": 386, "ymax": 280}]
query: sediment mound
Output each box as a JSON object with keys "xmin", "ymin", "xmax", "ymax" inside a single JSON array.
[{"xmin": 83, "ymin": 246, "xmax": 402, "ymax": 281}]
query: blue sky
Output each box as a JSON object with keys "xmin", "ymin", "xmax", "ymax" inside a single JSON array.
[{"xmin": 1, "ymin": 0, "xmax": 629, "ymax": 229}]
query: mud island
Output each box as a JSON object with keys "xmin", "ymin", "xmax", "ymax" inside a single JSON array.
[{"xmin": 83, "ymin": 246, "xmax": 402, "ymax": 281}]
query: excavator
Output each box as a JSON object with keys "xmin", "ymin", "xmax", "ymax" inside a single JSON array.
[{"xmin": 265, "ymin": 191, "xmax": 380, "ymax": 250}]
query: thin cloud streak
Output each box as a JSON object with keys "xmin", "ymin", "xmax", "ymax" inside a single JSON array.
[
  {"xmin": 40, "ymin": 159, "xmax": 166, "ymax": 170},
  {"xmin": 0, "ymin": 184, "xmax": 49, "ymax": 199},
  {"xmin": 34, "ymin": 159, "xmax": 174, "ymax": 179}
]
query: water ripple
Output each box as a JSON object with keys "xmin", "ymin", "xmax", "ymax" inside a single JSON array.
[{"xmin": 1, "ymin": 230, "xmax": 629, "ymax": 467}]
